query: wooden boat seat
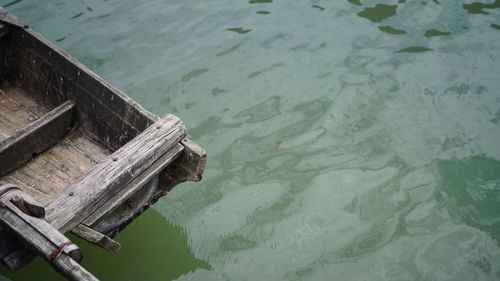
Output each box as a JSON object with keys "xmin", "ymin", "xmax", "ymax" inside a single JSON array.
[
  {"xmin": 0, "ymin": 86, "xmax": 110, "ymax": 205},
  {"xmin": 0, "ymin": 9, "xmax": 207, "ymax": 279},
  {"xmin": 0, "ymin": 114, "xmax": 186, "ymax": 273}
]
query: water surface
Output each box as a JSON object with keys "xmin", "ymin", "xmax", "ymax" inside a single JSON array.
[{"xmin": 1, "ymin": 0, "xmax": 500, "ymax": 280}]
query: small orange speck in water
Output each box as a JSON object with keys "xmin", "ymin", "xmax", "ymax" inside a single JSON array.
[{"xmin": 275, "ymin": 141, "xmax": 283, "ymax": 148}]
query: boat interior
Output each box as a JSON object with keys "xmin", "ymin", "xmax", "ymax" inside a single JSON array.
[
  {"xmin": 0, "ymin": 13, "xmax": 204, "ymax": 279},
  {"xmin": 0, "ymin": 86, "xmax": 111, "ymax": 205},
  {"xmin": 0, "ymin": 23, "xmax": 154, "ymax": 205}
]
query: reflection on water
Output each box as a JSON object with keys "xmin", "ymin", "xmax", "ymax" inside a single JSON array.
[
  {"xmin": 396, "ymin": 46, "xmax": 433, "ymax": 53},
  {"xmin": 312, "ymin": 5, "xmax": 325, "ymax": 11},
  {"xmin": 0, "ymin": 209, "xmax": 209, "ymax": 281},
  {"xmin": 424, "ymin": 29, "xmax": 451, "ymax": 37},
  {"xmin": 378, "ymin": 26, "xmax": 407, "ymax": 35},
  {"xmin": 463, "ymin": 0, "xmax": 500, "ymax": 14},
  {"xmin": 226, "ymin": 27, "xmax": 252, "ymax": 34},
  {"xmin": 249, "ymin": 0, "xmax": 273, "ymax": 4},
  {"xmin": 357, "ymin": 4, "xmax": 397, "ymax": 23},
  {"xmin": 436, "ymin": 156, "xmax": 500, "ymax": 243},
  {"xmin": 2, "ymin": 0, "xmax": 500, "ymax": 280}
]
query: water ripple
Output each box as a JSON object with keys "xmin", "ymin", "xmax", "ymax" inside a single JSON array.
[{"xmin": 3, "ymin": 0, "xmax": 500, "ymax": 280}]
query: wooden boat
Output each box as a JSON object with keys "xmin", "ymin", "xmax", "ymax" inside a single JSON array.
[{"xmin": 0, "ymin": 9, "xmax": 206, "ymax": 280}]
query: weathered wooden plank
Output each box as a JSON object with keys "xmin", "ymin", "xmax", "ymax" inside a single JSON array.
[
  {"xmin": 171, "ymin": 139, "xmax": 206, "ymax": 182},
  {"xmin": 0, "ymin": 100, "xmax": 75, "ymax": 177},
  {"xmin": 1, "ymin": 128, "xmax": 110, "ymax": 205},
  {"xmin": 83, "ymin": 141, "xmax": 206, "ymax": 235},
  {"xmin": 159, "ymin": 139, "xmax": 207, "ymax": 193},
  {"xmin": 0, "ymin": 87, "xmax": 49, "ymax": 141},
  {"xmin": 67, "ymin": 130, "xmax": 110, "ymax": 163},
  {"xmin": 0, "ymin": 9, "xmax": 207, "ymax": 275},
  {"xmin": 0, "ymin": 99, "xmax": 37, "ymax": 130},
  {"xmin": 0, "ymin": 116, "xmax": 186, "ymax": 268},
  {"xmin": 11, "ymin": 195, "xmax": 45, "ymax": 218},
  {"xmin": 1, "ymin": 87, "xmax": 50, "ymax": 118},
  {"xmin": 0, "ymin": 8, "xmax": 27, "ymax": 29},
  {"xmin": 9, "ymin": 166, "xmax": 62, "ymax": 201},
  {"xmin": 46, "ymin": 114, "xmax": 186, "ymax": 233},
  {"xmin": 53, "ymin": 254, "xmax": 99, "ymax": 281},
  {"xmin": 6, "ymin": 27, "xmax": 207, "ymax": 186},
  {"xmin": 83, "ymin": 143, "xmax": 184, "ymax": 227},
  {"xmin": 9, "ymin": 29, "xmax": 156, "ymax": 134},
  {"xmin": 22, "ymin": 157, "xmax": 73, "ymax": 194},
  {"xmin": 90, "ymin": 140, "xmax": 206, "ymax": 236},
  {"xmin": 0, "ymin": 113, "xmax": 19, "ymax": 140},
  {"xmin": 0, "ymin": 88, "xmax": 44, "ymax": 138},
  {"xmin": 43, "ymin": 146, "xmax": 90, "ymax": 180},
  {"xmin": 7, "ymin": 47, "xmax": 68, "ymax": 110},
  {"xmin": 0, "ymin": 185, "xmax": 98, "ymax": 280},
  {"xmin": 1, "ymin": 237, "xmax": 96, "ymax": 281},
  {"xmin": 91, "ymin": 177, "xmax": 160, "ymax": 237},
  {"xmin": 71, "ymin": 224, "xmax": 121, "ymax": 253},
  {"xmin": 11, "ymin": 64, "xmax": 141, "ymax": 151},
  {"xmin": 0, "ymin": 128, "xmax": 117, "ymax": 268},
  {"xmin": 0, "ymin": 175, "xmax": 50, "ymax": 204}
]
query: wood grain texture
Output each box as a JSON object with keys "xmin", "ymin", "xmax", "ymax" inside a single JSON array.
[
  {"xmin": 11, "ymin": 195, "xmax": 45, "ymax": 218},
  {"xmin": 168, "ymin": 139, "xmax": 206, "ymax": 182},
  {"xmin": 45, "ymin": 114, "xmax": 186, "ymax": 233},
  {"xmin": 158, "ymin": 139, "xmax": 207, "ymax": 196},
  {"xmin": 0, "ymin": 128, "xmax": 111, "ymax": 205},
  {"xmin": 83, "ymin": 143, "xmax": 183, "ymax": 227},
  {"xmin": 0, "ymin": 186, "xmax": 81, "ymax": 261},
  {"xmin": 52, "ymin": 254, "xmax": 99, "ymax": 281},
  {"xmin": 71, "ymin": 224, "xmax": 121, "ymax": 253},
  {"xmin": 9, "ymin": 28, "xmax": 156, "ymax": 150},
  {"xmin": 6, "ymin": 28, "xmax": 206, "ymax": 184},
  {"xmin": 0, "ymin": 87, "xmax": 50, "ymax": 141},
  {"xmin": 0, "ymin": 16, "xmax": 206, "ymax": 276},
  {"xmin": 0, "ymin": 100, "xmax": 76, "ymax": 177},
  {"xmin": 0, "ymin": 185, "xmax": 98, "ymax": 280}
]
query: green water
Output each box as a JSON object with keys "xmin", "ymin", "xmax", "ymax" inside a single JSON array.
[{"xmin": 1, "ymin": 0, "xmax": 500, "ymax": 280}]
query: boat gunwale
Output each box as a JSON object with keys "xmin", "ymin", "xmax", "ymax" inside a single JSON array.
[{"xmin": 0, "ymin": 9, "xmax": 206, "ymax": 275}]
